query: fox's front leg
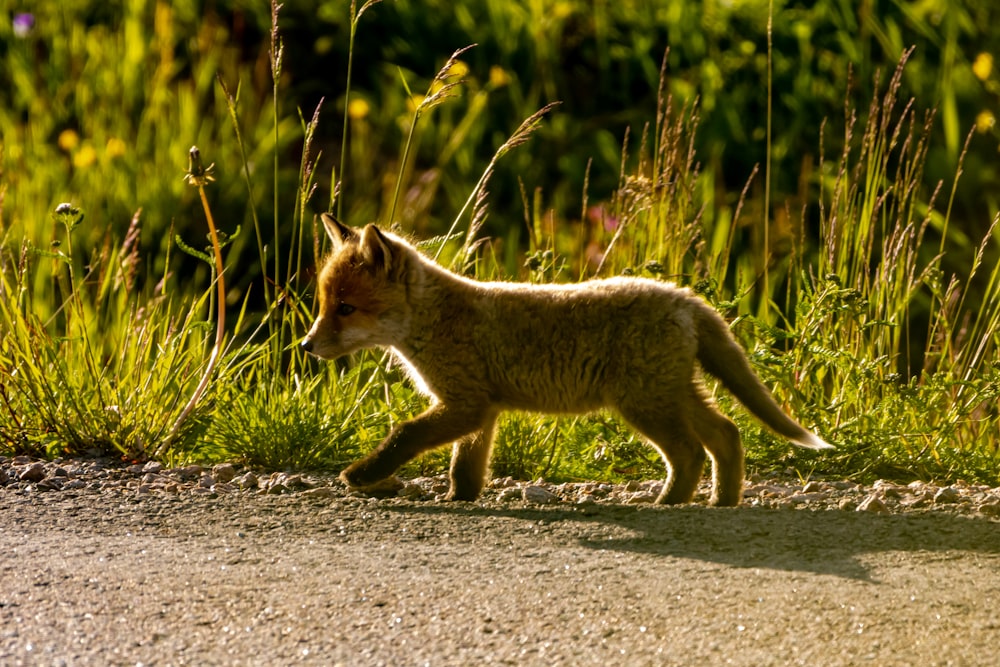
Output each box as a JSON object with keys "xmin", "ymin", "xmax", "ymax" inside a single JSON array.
[
  {"xmin": 340, "ymin": 402, "xmax": 490, "ymax": 490},
  {"xmin": 446, "ymin": 411, "xmax": 499, "ymax": 501}
]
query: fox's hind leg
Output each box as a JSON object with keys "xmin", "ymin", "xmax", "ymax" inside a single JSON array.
[
  {"xmin": 687, "ymin": 384, "xmax": 745, "ymax": 506},
  {"xmin": 616, "ymin": 400, "xmax": 707, "ymax": 505},
  {"xmin": 446, "ymin": 411, "xmax": 499, "ymax": 501}
]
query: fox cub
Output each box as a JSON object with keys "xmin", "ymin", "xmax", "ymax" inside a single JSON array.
[{"xmin": 302, "ymin": 214, "xmax": 832, "ymax": 507}]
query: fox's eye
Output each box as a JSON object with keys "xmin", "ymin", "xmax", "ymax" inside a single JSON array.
[{"xmin": 336, "ymin": 302, "xmax": 356, "ymax": 316}]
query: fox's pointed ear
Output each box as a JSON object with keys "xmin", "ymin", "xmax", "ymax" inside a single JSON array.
[
  {"xmin": 321, "ymin": 213, "xmax": 356, "ymax": 247},
  {"xmin": 359, "ymin": 224, "xmax": 395, "ymax": 274}
]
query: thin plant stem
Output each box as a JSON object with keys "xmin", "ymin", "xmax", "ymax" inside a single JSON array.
[
  {"xmin": 389, "ymin": 87, "xmax": 419, "ymax": 225},
  {"xmin": 438, "ymin": 101, "xmax": 560, "ymax": 263},
  {"xmin": 337, "ymin": 1, "xmax": 381, "ymax": 220},
  {"xmin": 270, "ymin": 0, "xmax": 283, "ymax": 305},
  {"xmin": 338, "ymin": 2, "xmax": 358, "ymax": 222},
  {"xmin": 219, "ymin": 77, "xmax": 269, "ymax": 317},
  {"xmin": 160, "ymin": 147, "xmax": 226, "ymax": 455},
  {"xmin": 391, "ymin": 44, "xmax": 476, "ymax": 227},
  {"xmin": 762, "ymin": 0, "xmax": 773, "ymax": 322}
]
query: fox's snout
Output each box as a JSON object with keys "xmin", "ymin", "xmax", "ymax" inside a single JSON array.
[
  {"xmin": 300, "ymin": 331, "xmax": 335, "ymax": 358},
  {"xmin": 301, "ymin": 314, "xmax": 330, "ymax": 357},
  {"xmin": 299, "ymin": 314, "xmax": 354, "ymax": 359}
]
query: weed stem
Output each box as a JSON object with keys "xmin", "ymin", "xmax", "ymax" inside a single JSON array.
[{"xmin": 160, "ymin": 147, "xmax": 226, "ymax": 456}]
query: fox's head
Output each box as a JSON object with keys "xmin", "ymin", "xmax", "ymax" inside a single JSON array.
[{"xmin": 301, "ymin": 214, "xmax": 411, "ymax": 359}]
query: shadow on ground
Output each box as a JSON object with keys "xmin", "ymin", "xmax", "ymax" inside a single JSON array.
[{"xmin": 381, "ymin": 502, "xmax": 1000, "ymax": 581}]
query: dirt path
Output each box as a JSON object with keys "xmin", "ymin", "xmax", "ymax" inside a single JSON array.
[{"xmin": 3, "ymin": 488, "xmax": 999, "ymax": 666}]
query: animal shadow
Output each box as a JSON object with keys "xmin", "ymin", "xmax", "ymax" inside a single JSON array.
[{"xmin": 382, "ymin": 501, "xmax": 1000, "ymax": 581}]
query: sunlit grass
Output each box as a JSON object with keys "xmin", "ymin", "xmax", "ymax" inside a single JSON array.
[
  {"xmin": 0, "ymin": 206, "xmax": 212, "ymax": 461},
  {"xmin": 1, "ymin": 2, "xmax": 997, "ymax": 488}
]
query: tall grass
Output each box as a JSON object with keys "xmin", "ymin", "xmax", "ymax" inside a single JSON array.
[
  {"xmin": 0, "ymin": 206, "xmax": 210, "ymax": 460},
  {"xmin": 1, "ymin": 3, "xmax": 998, "ymax": 487},
  {"xmin": 500, "ymin": 50, "xmax": 1000, "ymax": 484},
  {"xmin": 767, "ymin": 51, "xmax": 1000, "ymax": 483}
]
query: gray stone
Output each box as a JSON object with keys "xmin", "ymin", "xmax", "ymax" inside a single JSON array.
[
  {"xmin": 301, "ymin": 487, "xmax": 339, "ymax": 499},
  {"xmin": 978, "ymin": 501, "xmax": 1000, "ymax": 517},
  {"xmin": 857, "ymin": 494, "xmax": 889, "ymax": 513},
  {"xmin": 933, "ymin": 487, "xmax": 961, "ymax": 504},
  {"xmin": 522, "ymin": 485, "xmax": 559, "ymax": 504},
  {"xmin": 212, "ymin": 463, "xmax": 236, "ymax": 483},
  {"xmin": 19, "ymin": 462, "xmax": 46, "ymax": 483},
  {"xmin": 498, "ymin": 487, "xmax": 522, "ymax": 502},
  {"xmin": 234, "ymin": 471, "xmax": 258, "ymax": 490}
]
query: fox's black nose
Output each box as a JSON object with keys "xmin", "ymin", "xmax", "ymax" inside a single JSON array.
[{"xmin": 300, "ymin": 338, "xmax": 313, "ymax": 353}]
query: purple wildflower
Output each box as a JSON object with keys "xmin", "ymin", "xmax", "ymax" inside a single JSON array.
[
  {"xmin": 13, "ymin": 13, "xmax": 34, "ymax": 38},
  {"xmin": 587, "ymin": 204, "xmax": 620, "ymax": 232}
]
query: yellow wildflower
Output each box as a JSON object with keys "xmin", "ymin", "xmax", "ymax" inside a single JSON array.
[
  {"xmin": 72, "ymin": 143, "xmax": 97, "ymax": 168},
  {"xmin": 58, "ymin": 129, "xmax": 79, "ymax": 152},
  {"xmin": 106, "ymin": 137, "xmax": 127, "ymax": 159},
  {"xmin": 407, "ymin": 94, "xmax": 425, "ymax": 114},
  {"xmin": 973, "ymin": 52, "xmax": 993, "ymax": 81},
  {"xmin": 489, "ymin": 65, "xmax": 511, "ymax": 89},
  {"xmin": 447, "ymin": 60, "xmax": 469, "ymax": 79},
  {"xmin": 976, "ymin": 110, "xmax": 995, "ymax": 133},
  {"xmin": 553, "ymin": 1, "xmax": 573, "ymax": 19},
  {"xmin": 348, "ymin": 98, "xmax": 370, "ymax": 120}
]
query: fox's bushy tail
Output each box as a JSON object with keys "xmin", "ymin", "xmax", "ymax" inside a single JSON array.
[{"xmin": 694, "ymin": 305, "xmax": 833, "ymax": 451}]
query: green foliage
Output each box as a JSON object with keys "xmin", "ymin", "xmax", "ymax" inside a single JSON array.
[
  {"xmin": 0, "ymin": 0, "xmax": 292, "ymax": 296},
  {"xmin": 1, "ymin": 1, "xmax": 999, "ymax": 489},
  {"xmin": 0, "ymin": 208, "xmax": 212, "ymax": 460},
  {"xmin": 201, "ymin": 356, "xmax": 412, "ymax": 471},
  {"xmin": 491, "ymin": 414, "xmax": 664, "ymax": 484}
]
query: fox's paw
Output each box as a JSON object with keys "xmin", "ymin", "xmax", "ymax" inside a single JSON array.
[
  {"xmin": 339, "ymin": 460, "xmax": 379, "ymax": 487},
  {"xmin": 339, "ymin": 467, "xmax": 404, "ymax": 498},
  {"xmin": 444, "ymin": 488, "xmax": 480, "ymax": 502}
]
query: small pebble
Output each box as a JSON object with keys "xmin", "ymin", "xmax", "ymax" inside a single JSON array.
[
  {"xmin": 625, "ymin": 492, "xmax": 657, "ymax": 504},
  {"xmin": 301, "ymin": 487, "xmax": 339, "ymax": 499},
  {"xmin": 978, "ymin": 502, "xmax": 1000, "ymax": 517},
  {"xmin": 933, "ymin": 487, "xmax": 961, "ymax": 504},
  {"xmin": 234, "ymin": 472, "xmax": 258, "ymax": 490},
  {"xmin": 522, "ymin": 485, "xmax": 559, "ymax": 504},
  {"xmin": 212, "ymin": 463, "xmax": 236, "ymax": 483},
  {"xmin": 857, "ymin": 494, "xmax": 889, "ymax": 514},
  {"xmin": 498, "ymin": 487, "xmax": 522, "ymax": 502},
  {"xmin": 19, "ymin": 462, "xmax": 46, "ymax": 483}
]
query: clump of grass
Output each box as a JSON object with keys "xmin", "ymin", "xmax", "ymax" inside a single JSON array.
[
  {"xmin": 0, "ymin": 205, "xmax": 216, "ymax": 460},
  {"xmin": 743, "ymin": 52, "xmax": 1000, "ymax": 484},
  {"xmin": 490, "ymin": 414, "xmax": 663, "ymax": 484},
  {"xmin": 202, "ymin": 362, "xmax": 377, "ymax": 471},
  {"xmin": 491, "ymin": 416, "xmax": 563, "ymax": 481}
]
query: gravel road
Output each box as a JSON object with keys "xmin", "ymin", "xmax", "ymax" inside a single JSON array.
[{"xmin": 2, "ymin": 457, "xmax": 999, "ymax": 666}]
